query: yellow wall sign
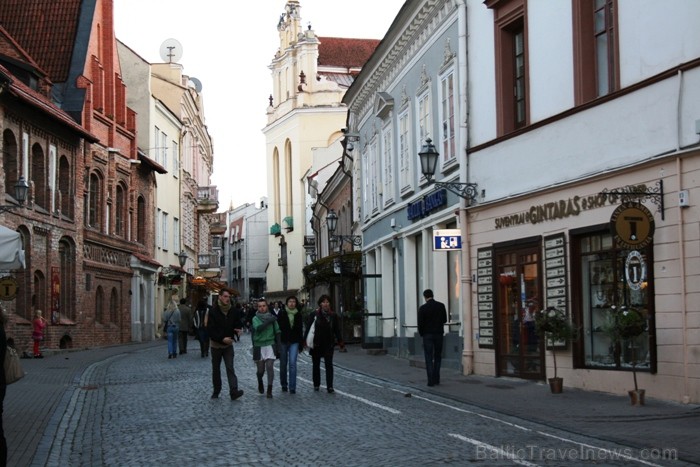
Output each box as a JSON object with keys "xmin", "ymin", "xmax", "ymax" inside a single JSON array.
[
  {"xmin": 0, "ymin": 276, "xmax": 19, "ymax": 301},
  {"xmin": 610, "ymin": 203, "xmax": 655, "ymax": 249}
]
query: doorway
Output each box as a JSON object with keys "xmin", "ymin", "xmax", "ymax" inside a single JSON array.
[{"xmin": 495, "ymin": 244, "xmax": 544, "ymax": 379}]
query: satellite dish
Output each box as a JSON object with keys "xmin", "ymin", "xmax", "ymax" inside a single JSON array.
[
  {"xmin": 159, "ymin": 38, "xmax": 183, "ymax": 63},
  {"xmin": 189, "ymin": 77, "xmax": 203, "ymax": 93}
]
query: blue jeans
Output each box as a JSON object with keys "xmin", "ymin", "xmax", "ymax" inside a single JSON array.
[
  {"xmin": 279, "ymin": 342, "xmax": 299, "ymax": 391},
  {"xmin": 167, "ymin": 325, "xmax": 179, "ymax": 356},
  {"xmin": 422, "ymin": 333, "xmax": 444, "ymax": 385}
]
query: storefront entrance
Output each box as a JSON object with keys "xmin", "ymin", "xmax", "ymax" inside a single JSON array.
[{"xmin": 495, "ymin": 244, "xmax": 544, "ymax": 379}]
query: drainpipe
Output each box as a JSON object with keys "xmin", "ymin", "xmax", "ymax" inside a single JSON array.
[{"xmin": 457, "ymin": 0, "xmax": 473, "ymax": 375}]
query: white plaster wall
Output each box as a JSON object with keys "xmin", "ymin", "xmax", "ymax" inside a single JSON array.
[{"xmin": 466, "ymin": 0, "xmax": 497, "ymax": 144}]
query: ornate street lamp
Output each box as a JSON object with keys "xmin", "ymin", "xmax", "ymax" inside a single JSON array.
[
  {"xmin": 0, "ymin": 176, "xmax": 29, "ymax": 213},
  {"xmin": 418, "ymin": 138, "xmax": 479, "ymax": 204},
  {"xmin": 177, "ymin": 250, "xmax": 188, "ymax": 268}
]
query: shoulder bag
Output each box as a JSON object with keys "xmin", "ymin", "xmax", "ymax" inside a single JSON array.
[
  {"xmin": 4, "ymin": 346, "xmax": 24, "ymax": 385},
  {"xmin": 305, "ymin": 316, "xmax": 317, "ymax": 349}
]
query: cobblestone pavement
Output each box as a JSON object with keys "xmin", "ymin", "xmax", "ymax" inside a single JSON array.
[{"xmin": 5, "ymin": 335, "xmax": 699, "ymax": 466}]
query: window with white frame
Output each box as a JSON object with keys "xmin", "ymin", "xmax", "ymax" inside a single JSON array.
[
  {"xmin": 162, "ymin": 211, "xmax": 169, "ymax": 251},
  {"xmin": 153, "ymin": 126, "xmax": 161, "ymax": 163},
  {"xmin": 369, "ymin": 138, "xmax": 379, "ymax": 213},
  {"xmin": 172, "ymin": 140, "xmax": 179, "ymax": 176},
  {"xmin": 173, "ymin": 217, "xmax": 180, "ymax": 253},
  {"xmin": 156, "ymin": 208, "xmax": 162, "ymax": 247},
  {"xmin": 362, "ymin": 147, "xmax": 370, "ymax": 220},
  {"xmin": 417, "ymin": 91, "xmax": 432, "ymax": 148},
  {"xmin": 398, "ymin": 108, "xmax": 411, "ymax": 192},
  {"xmin": 382, "ymin": 124, "xmax": 394, "ymax": 205},
  {"xmin": 439, "ymin": 70, "xmax": 456, "ymax": 164},
  {"xmin": 161, "ymin": 131, "xmax": 168, "ymax": 169}
]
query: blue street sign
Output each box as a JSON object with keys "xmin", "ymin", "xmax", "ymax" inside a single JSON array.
[{"xmin": 433, "ymin": 229, "xmax": 462, "ymax": 251}]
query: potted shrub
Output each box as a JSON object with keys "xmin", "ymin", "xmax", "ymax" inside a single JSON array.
[
  {"xmin": 534, "ymin": 307, "xmax": 577, "ymax": 394},
  {"xmin": 604, "ymin": 305, "xmax": 647, "ymax": 405}
]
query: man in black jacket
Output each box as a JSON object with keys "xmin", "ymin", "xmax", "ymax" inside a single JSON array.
[
  {"xmin": 206, "ymin": 289, "xmax": 244, "ymax": 400},
  {"xmin": 417, "ymin": 289, "xmax": 447, "ymax": 387}
]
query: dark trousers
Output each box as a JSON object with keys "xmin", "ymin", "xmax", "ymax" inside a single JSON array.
[
  {"xmin": 311, "ymin": 348, "xmax": 334, "ymax": 388},
  {"xmin": 423, "ymin": 333, "xmax": 444, "ymax": 385},
  {"xmin": 197, "ymin": 328, "xmax": 209, "ymax": 357},
  {"xmin": 210, "ymin": 345, "xmax": 238, "ymax": 396},
  {"xmin": 178, "ymin": 331, "xmax": 189, "ymax": 354}
]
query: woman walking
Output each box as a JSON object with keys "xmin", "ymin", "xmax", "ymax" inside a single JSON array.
[
  {"xmin": 277, "ymin": 295, "xmax": 304, "ymax": 394},
  {"xmin": 31, "ymin": 310, "xmax": 47, "ymax": 358},
  {"xmin": 162, "ymin": 292, "xmax": 180, "ymax": 359},
  {"xmin": 304, "ymin": 295, "xmax": 344, "ymax": 393},
  {"xmin": 251, "ymin": 299, "xmax": 280, "ymax": 398}
]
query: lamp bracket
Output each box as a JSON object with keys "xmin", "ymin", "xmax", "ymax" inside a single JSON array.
[
  {"xmin": 601, "ymin": 180, "xmax": 664, "ymax": 220},
  {"xmin": 431, "ymin": 181, "xmax": 479, "ymax": 204},
  {"xmin": 331, "ymin": 234, "xmax": 362, "ymax": 247}
]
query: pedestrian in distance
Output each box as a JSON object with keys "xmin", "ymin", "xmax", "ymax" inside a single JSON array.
[
  {"xmin": 417, "ymin": 289, "xmax": 447, "ymax": 387},
  {"xmin": 304, "ymin": 294, "xmax": 344, "ymax": 393},
  {"xmin": 277, "ymin": 295, "xmax": 304, "ymax": 394},
  {"xmin": 193, "ymin": 299, "xmax": 210, "ymax": 358},
  {"xmin": 206, "ymin": 289, "xmax": 244, "ymax": 400},
  {"xmin": 162, "ymin": 292, "xmax": 180, "ymax": 359},
  {"xmin": 31, "ymin": 310, "xmax": 47, "ymax": 358},
  {"xmin": 178, "ymin": 298, "xmax": 193, "ymax": 355},
  {"xmin": 1, "ymin": 307, "xmax": 9, "ymax": 466},
  {"xmin": 252, "ymin": 299, "xmax": 281, "ymax": 398}
]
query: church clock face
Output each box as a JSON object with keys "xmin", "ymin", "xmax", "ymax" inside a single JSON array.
[{"xmin": 610, "ymin": 203, "xmax": 655, "ymax": 249}]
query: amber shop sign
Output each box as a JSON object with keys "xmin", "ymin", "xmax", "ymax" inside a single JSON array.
[
  {"xmin": 494, "ymin": 184, "xmax": 650, "ymax": 229},
  {"xmin": 610, "ymin": 203, "xmax": 655, "ymax": 249}
]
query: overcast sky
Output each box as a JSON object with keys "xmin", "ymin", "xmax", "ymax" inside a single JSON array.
[{"xmin": 114, "ymin": 0, "xmax": 405, "ymax": 210}]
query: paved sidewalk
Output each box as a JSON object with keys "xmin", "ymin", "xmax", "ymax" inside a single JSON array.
[
  {"xmin": 4, "ymin": 340, "xmax": 700, "ymax": 465},
  {"xmin": 334, "ymin": 345, "xmax": 700, "ymax": 465}
]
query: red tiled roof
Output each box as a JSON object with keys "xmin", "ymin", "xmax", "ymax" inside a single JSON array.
[
  {"xmin": 317, "ymin": 37, "xmax": 380, "ymax": 69},
  {"xmin": 0, "ymin": 0, "xmax": 82, "ymax": 82},
  {"xmin": 0, "ymin": 24, "xmax": 48, "ymax": 77},
  {"xmin": 0, "ymin": 63, "xmax": 97, "ymax": 141}
]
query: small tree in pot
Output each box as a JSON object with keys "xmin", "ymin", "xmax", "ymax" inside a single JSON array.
[
  {"xmin": 534, "ymin": 307, "xmax": 577, "ymax": 393},
  {"xmin": 604, "ymin": 305, "xmax": 647, "ymax": 405}
]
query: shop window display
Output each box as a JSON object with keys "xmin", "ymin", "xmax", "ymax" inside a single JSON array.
[{"xmin": 577, "ymin": 232, "xmax": 653, "ymax": 370}]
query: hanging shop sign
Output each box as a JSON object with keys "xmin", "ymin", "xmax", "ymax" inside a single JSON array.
[
  {"xmin": 610, "ymin": 203, "xmax": 655, "ymax": 250},
  {"xmin": 0, "ymin": 276, "xmax": 18, "ymax": 301},
  {"xmin": 433, "ymin": 229, "xmax": 462, "ymax": 251},
  {"xmin": 625, "ymin": 250, "xmax": 647, "ymax": 291}
]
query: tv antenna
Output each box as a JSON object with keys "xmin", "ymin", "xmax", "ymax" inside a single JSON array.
[{"xmin": 159, "ymin": 38, "xmax": 183, "ymax": 63}]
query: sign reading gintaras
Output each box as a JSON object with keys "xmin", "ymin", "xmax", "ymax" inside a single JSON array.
[{"xmin": 610, "ymin": 203, "xmax": 655, "ymax": 249}]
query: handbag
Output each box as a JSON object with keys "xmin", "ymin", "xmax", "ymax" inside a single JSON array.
[
  {"xmin": 162, "ymin": 311, "xmax": 174, "ymax": 336},
  {"xmin": 4, "ymin": 346, "xmax": 25, "ymax": 385},
  {"xmin": 305, "ymin": 316, "xmax": 317, "ymax": 349}
]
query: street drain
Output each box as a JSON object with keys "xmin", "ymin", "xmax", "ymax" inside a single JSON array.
[{"xmin": 485, "ymin": 384, "xmax": 515, "ymax": 390}]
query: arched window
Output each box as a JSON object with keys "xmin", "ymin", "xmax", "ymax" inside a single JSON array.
[
  {"xmin": 59, "ymin": 239, "xmax": 76, "ymax": 321},
  {"xmin": 110, "ymin": 288, "xmax": 119, "ymax": 324},
  {"xmin": 58, "ymin": 156, "xmax": 73, "ymax": 219},
  {"xmin": 272, "ymin": 148, "xmax": 280, "ymax": 222},
  {"xmin": 17, "ymin": 227, "xmax": 30, "ymax": 320},
  {"xmin": 33, "ymin": 270, "xmax": 46, "ymax": 317},
  {"xmin": 95, "ymin": 286, "xmax": 104, "ymax": 323},
  {"xmin": 285, "ymin": 140, "xmax": 293, "ymax": 219},
  {"xmin": 88, "ymin": 172, "xmax": 102, "ymax": 229},
  {"xmin": 31, "ymin": 143, "xmax": 46, "ymax": 209},
  {"xmin": 3, "ymin": 129, "xmax": 18, "ymax": 199},
  {"xmin": 115, "ymin": 183, "xmax": 125, "ymax": 236},
  {"xmin": 137, "ymin": 196, "xmax": 146, "ymax": 243}
]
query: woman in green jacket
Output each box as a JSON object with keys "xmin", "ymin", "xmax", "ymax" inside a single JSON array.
[{"xmin": 252, "ymin": 298, "xmax": 281, "ymax": 398}]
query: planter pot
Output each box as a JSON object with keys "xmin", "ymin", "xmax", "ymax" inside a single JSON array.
[
  {"xmin": 629, "ymin": 389, "xmax": 645, "ymax": 406},
  {"xmin": 548, "ymin": 377, "xmax": 563, "ymax": 394}
]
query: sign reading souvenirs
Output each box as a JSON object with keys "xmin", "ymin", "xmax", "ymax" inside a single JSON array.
[
  {"xmin": 494, "ymin": 183, "xmax": 655, "ymax": 229},
  {"xmin": 476, "ymin": 248, "xmax": 495, "ymax": 348},
  {"xmin": 407, "ymin": 189, "xmax": 447, "ymax": 220},
  {"xmin": 610, "ymin": 203, "xmax": 655, "ymax": 249},
  {"xmin": 433, "ymin": 229, "xmax": 462, "ymax": 251},
  {"xmin": 543, "ymin": 234, "xmax": 568, "ymax": 349},
  {"xmin": 625, "ymin": 250, "xmax": 647, "ymax": 291}
]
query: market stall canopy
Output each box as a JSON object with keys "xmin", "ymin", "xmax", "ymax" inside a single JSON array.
[{"xmin": 0, "ymin": 226, "xmax": 25, "ymax": 270}]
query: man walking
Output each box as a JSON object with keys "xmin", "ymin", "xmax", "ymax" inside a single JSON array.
[
  {"xmin": 178, "ymin": 298, "xmax": 193, "ymax": 355},
  {"xmin": 206, "ymin": 289, "xmax": 244, "ymax": 400},
  {"xmin": 417, "ymin": 289, "xmax": 447, "ymax": 387}
]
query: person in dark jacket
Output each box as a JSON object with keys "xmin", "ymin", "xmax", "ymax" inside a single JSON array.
[
  {"xmin": 277, "ymin": 295, "xmax": 304, "ymax": 394},
  {"xmin": 193, "ymin": 299, "xmax": 210, "ymax": 358},
  {"xmin": 206, "ymin": 289, "xmax": 244, "ymax": 400},
  {"xmin": 417, "ymin": 289, "xmax": 448, "ymax": 387},
  {"xmin": 303, "ymin": 294, "xmax": 344, "ymax": 393}
]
